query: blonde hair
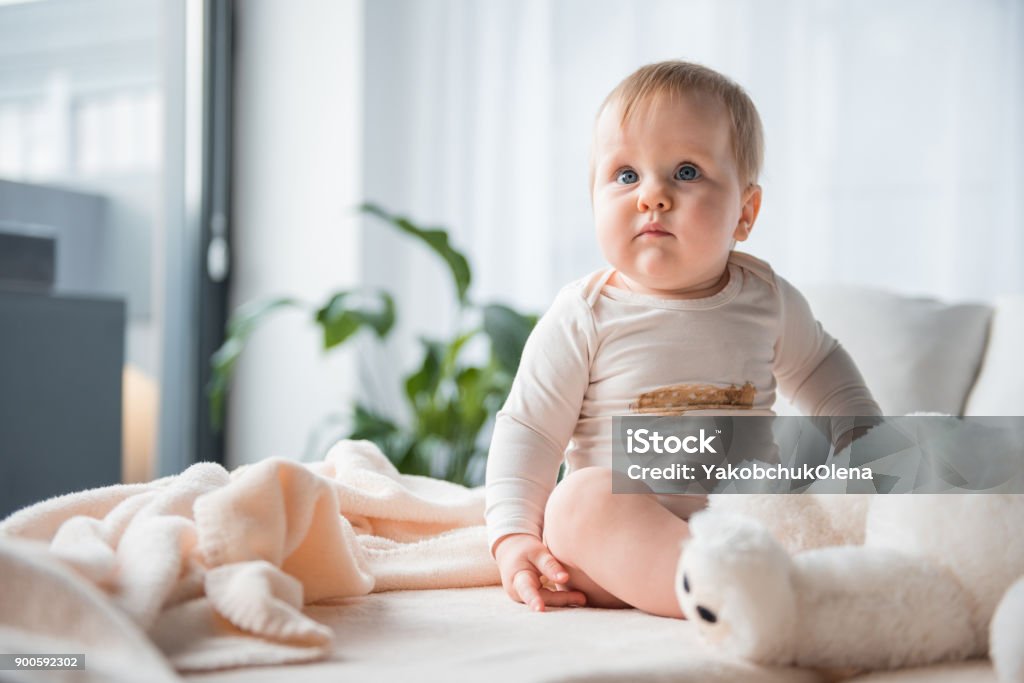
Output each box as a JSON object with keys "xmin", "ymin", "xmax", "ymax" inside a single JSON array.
[{"xmin": 592, "ymin": 60, "xmax": 764, "ymax": 190}]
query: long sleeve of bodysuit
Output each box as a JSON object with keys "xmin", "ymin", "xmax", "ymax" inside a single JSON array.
[
  {"xmin": 772, "ymin": 274, "xmax": 882, "ymax": 438},
  {"xmin": 484, "ymin": 286, "xmax": 596, "ymax": 554}
]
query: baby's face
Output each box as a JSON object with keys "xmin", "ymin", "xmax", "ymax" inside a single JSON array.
[{"xmin": 591, "ymin": 93, "xmax": 760, "ymax": 297}]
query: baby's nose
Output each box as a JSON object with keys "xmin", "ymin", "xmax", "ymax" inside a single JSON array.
[
  {"xmin": 637, "ymin": 180, "xmax": 672, "ymax": 212},
  {"xmin": 637, "ymin": 192, "xmax": 671, "ymax": 212}
]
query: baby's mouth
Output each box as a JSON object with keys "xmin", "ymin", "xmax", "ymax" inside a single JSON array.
[{"xmin": 637, "ymin": 223, "xmax": 673, "ymax": 239}]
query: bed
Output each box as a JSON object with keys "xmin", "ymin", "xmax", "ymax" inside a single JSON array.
[{"xmin": 1, "ymin": 285, "xmax": 1019, "ymax": 683}]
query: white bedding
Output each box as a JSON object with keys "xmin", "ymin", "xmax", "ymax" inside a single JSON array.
[
  {"xmin": 185, "ymin": 587, "xmax": 995, "ymax": 683},
  {"xmin": 0, "ymin": 436, "xmax": 999, "ymax": 683}
]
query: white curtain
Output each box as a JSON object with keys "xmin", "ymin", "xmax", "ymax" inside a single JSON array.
[{"xmin": 359, "ymin": 0, "xmax": 1024, "ymax": 414}]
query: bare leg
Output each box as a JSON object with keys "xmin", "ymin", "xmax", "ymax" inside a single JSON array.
[{"xmin": 542, "ymin": 467, "xmax": 695, "ymax": 618}]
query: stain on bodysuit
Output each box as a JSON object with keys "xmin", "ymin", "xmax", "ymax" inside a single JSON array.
[{"xmin": 630, "ymin": 381, "xmax": 756, "ymax": 415}]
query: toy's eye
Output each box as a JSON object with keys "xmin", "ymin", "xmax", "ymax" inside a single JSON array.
[
  {"xmin": 697, "ymin": 605, "xmax": 718, "ymax": 623},
  {"xmin": 616, "ymin": 169, "xmax": 639, "ymax": 185},
  {"xmin": 683, "ymin": 573, "xmax": 691, "ymax": 594},
  {"xmin": 675, "ymin": 164, "xmax": 701, "ymax": 181}
]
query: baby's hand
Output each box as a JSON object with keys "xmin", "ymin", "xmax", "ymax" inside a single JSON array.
[{"xmin": 493, "ymin": 533, "xmax": 587, "ymax": 612}]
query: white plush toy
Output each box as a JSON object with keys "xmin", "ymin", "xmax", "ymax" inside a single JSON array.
[{"xmin": 676, "ymin": 493, "xmax": 1024, "ymax": 680}]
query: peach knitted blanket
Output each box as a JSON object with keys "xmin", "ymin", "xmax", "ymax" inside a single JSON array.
[{"xmin": 0, "ymin": 440, "xmax": 498, "ymax": 678}]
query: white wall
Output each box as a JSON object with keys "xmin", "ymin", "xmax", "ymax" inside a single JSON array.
[{"xmin": 228, "ymin": 0, "xmax": 363, "ymax": 467}]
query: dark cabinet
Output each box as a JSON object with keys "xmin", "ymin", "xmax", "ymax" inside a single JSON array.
[{"xmin": 0, "ymin": 291, "xmax": 124, "ymax": 518}]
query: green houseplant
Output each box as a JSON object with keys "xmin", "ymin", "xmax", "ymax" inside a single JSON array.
[{"xmin": 209, "ymin": 203, "xmax": 537, "ymax": 485}]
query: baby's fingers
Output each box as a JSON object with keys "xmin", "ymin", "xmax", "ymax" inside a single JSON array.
[
  {"xmin": 530, "ymin": 549, "xmax": 570, "ymax": 585},
  {"xmin": 513, "ymin": 569, "xmax": 545, "ymax": 612},
  {"xmin": 538, "ymin": 587, "xmax": 587, "ymax": 609}
]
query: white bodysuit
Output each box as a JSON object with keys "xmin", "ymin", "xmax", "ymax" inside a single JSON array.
[{"xmin": 484, "ymin": 251, "xmax": 881, "ymax": 552}]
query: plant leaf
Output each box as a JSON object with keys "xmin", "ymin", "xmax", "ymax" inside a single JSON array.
[
  {"xmin": 404, "ymin": 338, "xmax": 444, "ymax": 407},
  {"xmin": 360, "ymin": 202, "xmax": 472, "ymax": 306},
  {"xmin": 347, "ymin": 405, "xmax": 426, "ymax": 473},
  {"xmin": 315, "ymin": 290, "xmax": 396, "ymax": 349},
  {"xmin": 226, "ymin": 297, "xmax": 301, "ymax": 337},
  {"xmin": 349, "ymin": 402, "xmax": 400, "ymax": 440},
  {"xmin": 482, "ymin": 303, "xmax": 538, "ymax": 374},
  {"xmin": 440, "ymin": 328, "xmax": 479, "ymax": 379},
  {"xmin": 454, "ymin": 366, "xmax": 488, "ymax": 432},
  {"xmin": 208, "ymin": 297, "xmax": 302, "ymax": 429}
]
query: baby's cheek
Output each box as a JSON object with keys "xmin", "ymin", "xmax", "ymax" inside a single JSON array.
[
  {"xmin": 594, "ymin": 226, "xmax": 626, "ymax": 260},
  {"xmin": 698, "ymin": 197, "xmax": 741, "ymax": 234}
]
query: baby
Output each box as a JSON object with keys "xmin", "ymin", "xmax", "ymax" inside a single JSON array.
[{"xmin": 485, "ymin": 61, "xmax": 881, "ymax": 617}]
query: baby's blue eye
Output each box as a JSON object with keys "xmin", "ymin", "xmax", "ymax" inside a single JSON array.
[
  {"xmin": 616, "ymin": 169, "xmax": 639, "ymax": 185},
  {"xmin": 675, "ymin": 164, "xmax": 701, "ymax": 181}
]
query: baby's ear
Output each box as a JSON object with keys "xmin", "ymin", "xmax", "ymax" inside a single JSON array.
[{"xmin": 734, "ymin": 184, "xmax": 762, "ymax": 242}]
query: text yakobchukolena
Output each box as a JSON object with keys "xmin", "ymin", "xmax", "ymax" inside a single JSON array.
[{"xmin": 611, "ymin": 416, "xmax": 1024, "ymax": 494}]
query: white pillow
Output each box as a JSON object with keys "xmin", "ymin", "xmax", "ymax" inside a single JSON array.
[
  {"xmin": 964, "ymin": 295, "xmax": 1024, "ymax": 416},
  {"xmin": 786, "ymin": 286, "xmax": 992, "ymax": 416}
]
